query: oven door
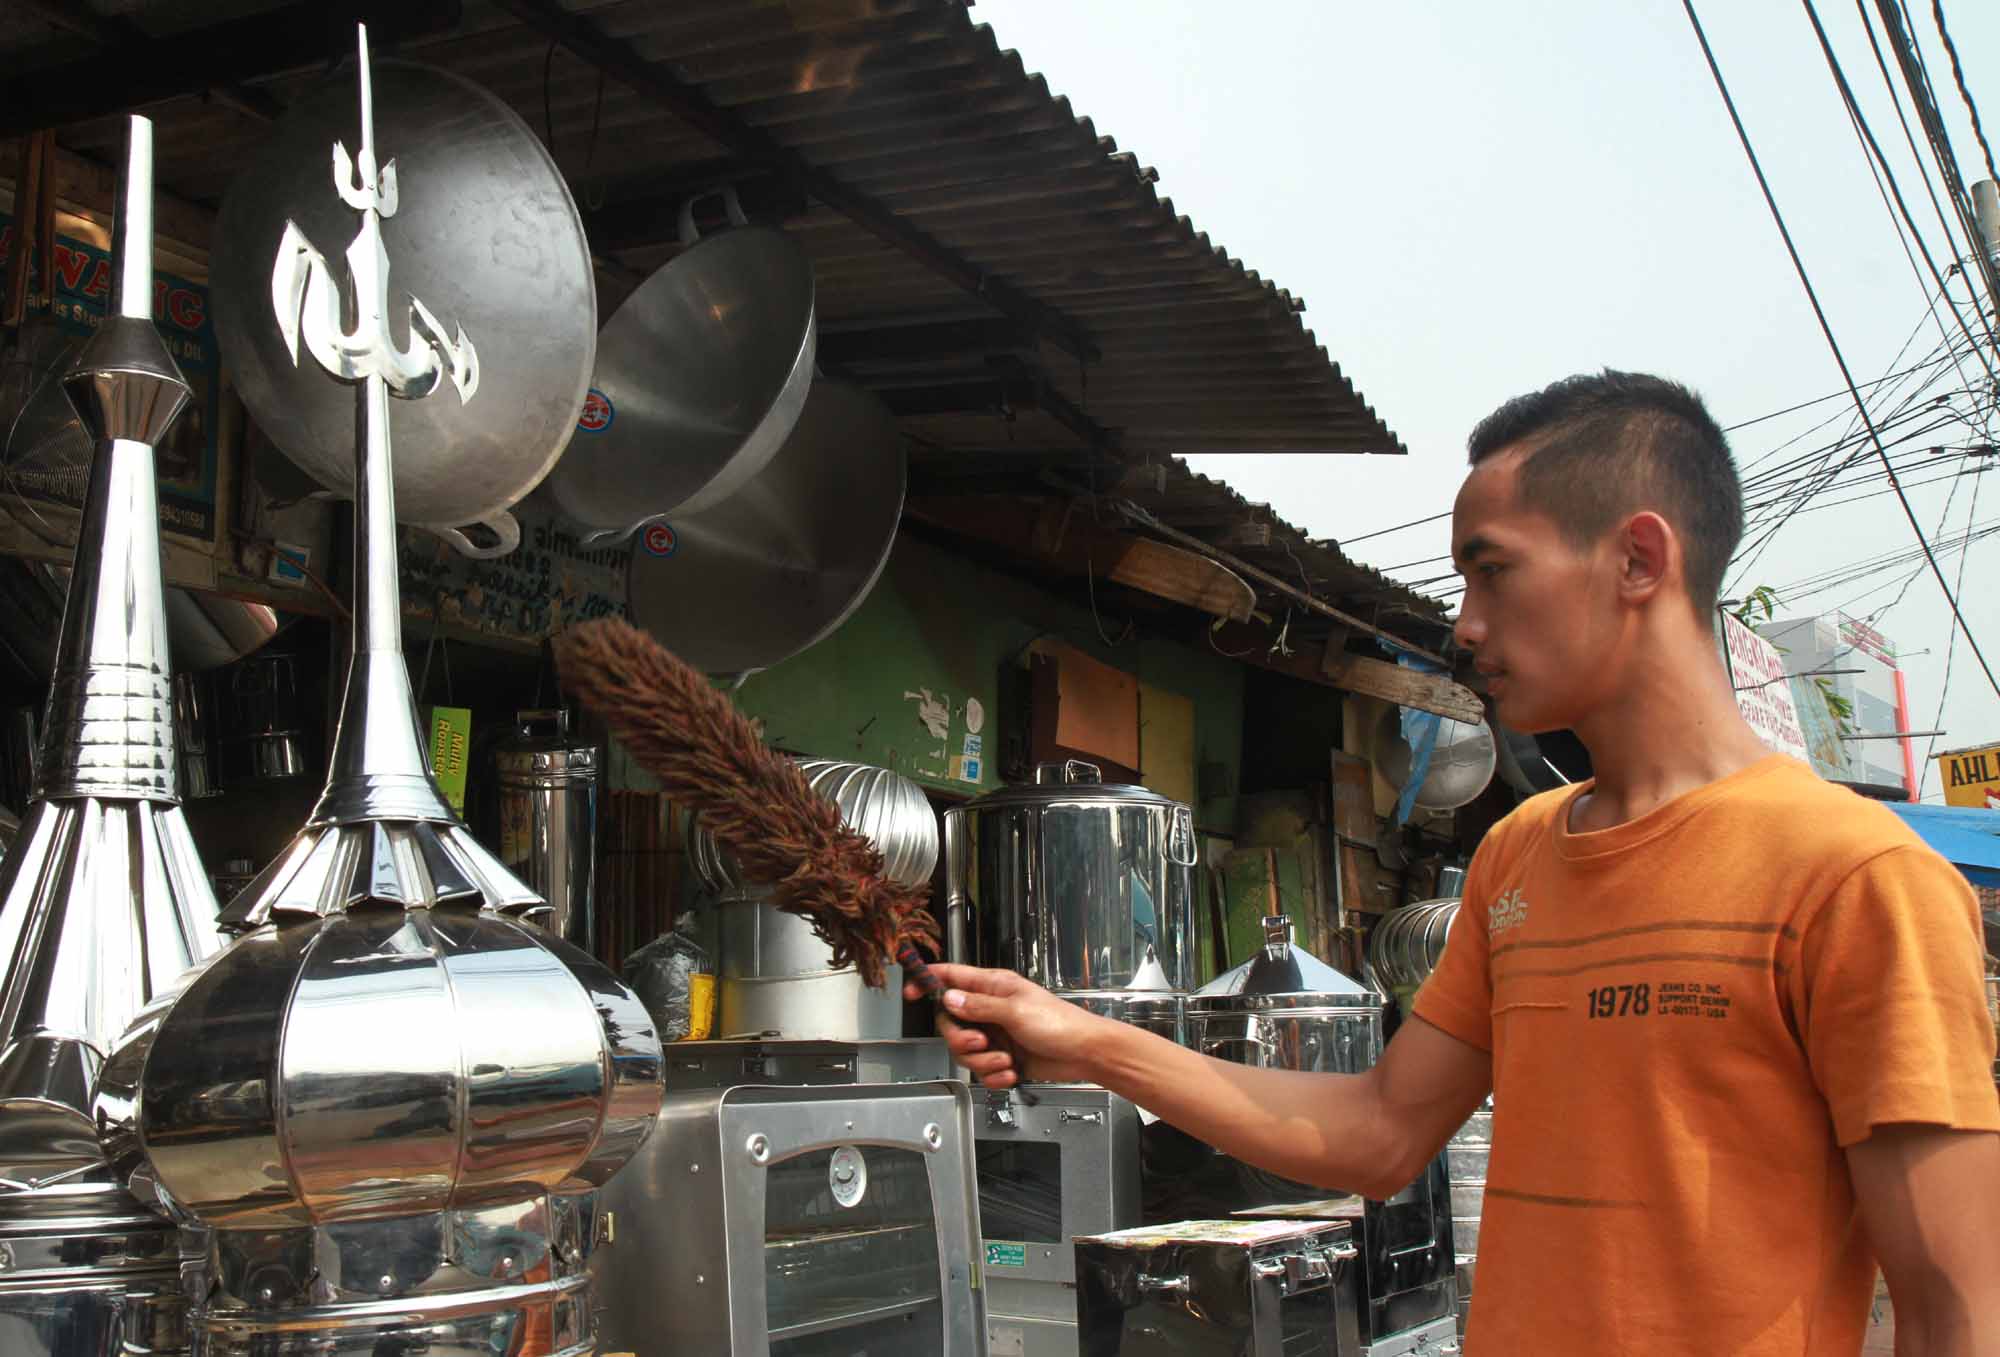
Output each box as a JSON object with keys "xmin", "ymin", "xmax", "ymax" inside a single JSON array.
[
  {"xmin": 974, "ymin": 1086, "xmax": 1141, "ymax": 1291},
  {"xmin": 718, "ymin": 1082, "xmax": 985, "ymax": 1357}
]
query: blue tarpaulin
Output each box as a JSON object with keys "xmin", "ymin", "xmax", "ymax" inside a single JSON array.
[{"xmin": 1883, "ymin": 803, "xmax": 2000, "ymax": 889}]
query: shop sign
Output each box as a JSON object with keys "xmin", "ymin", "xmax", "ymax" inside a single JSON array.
[
  {"xmin": 0, "ymin": 215, "xmax": 221, "ymax": 541},
  {"xmin": 1720, "ymin": 612, "xmax": 1810, "ymax": 762},
  {"xmin": 1838, "ymin": 615, "xmax": 1896, "ymax": 668},
  {"xmin": 398, "ymin": 502, "xmax": 630, "ymax": 645},
  {"xmin": 1936, "ymin": 743, "xmax": 2000, "ymax": 810}
]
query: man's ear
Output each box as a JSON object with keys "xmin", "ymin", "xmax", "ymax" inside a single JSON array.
[{"xmin": 1617, "ymin": 510, "xmax": 1674, "ymax": 604}]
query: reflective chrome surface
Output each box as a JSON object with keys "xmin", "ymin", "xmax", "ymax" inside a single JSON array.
[
  {"xmin": 1187, "ymin": 916, "xmax": 1386, "ymax": 1075},
  {"xmin": 90, "ymin": 40, "xmax": 662, "ymax": 1357},
  {"xmin": 0, "ymin": 114, "xmax": 222, "ymax": 1357},
  {"xmin": 593, "ymin": 1081, "xmax": 985, "ymax": 1357},
  {"xmin": 691, "ymin": 759, "xmax": 937, "ymax": 1041},
  {"xmin": 212, "ymin": 55, "xmax": 593, "ymax": 536},
  {"xmin": 945, "ymin": 760, "xmax": 1198, "ymax": 993},
  {"xmin": 625, "ymin": 379, "xmax": 902, "ymax": 676},
  {"xmin": 496, "ymin": 710, "xmax": 598, "ymax": 952},
  {"xmin": 547, "ymin": 203, "xmax": 815, "ymax": 540}
]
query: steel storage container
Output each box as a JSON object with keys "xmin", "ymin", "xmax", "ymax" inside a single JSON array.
[
  {"xmin": 944, "ymin": 760, "xmax": 1196, "ymax": 994},
  {"xmin": 1073, "ymin": 1218, "xmax": 1361, "ymax": 1357},
  {"xmin": 690, "ymin": 758, "xmax": 938, "ymax": 1041},
  {"xmin": 496, "ymin": 708, "xmax": 600, "ymax": 952},
  {"xmin": 592, "ymin": 1081, "xmax": 986, "ymax": 1356}
]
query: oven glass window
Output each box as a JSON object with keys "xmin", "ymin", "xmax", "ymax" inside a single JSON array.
[
  {"xmin": 765, "ymin": 1145, "xmax": 942, "ymax": 1352},
  {"xmin": 975, "ymin": 1139, "xmax": 1064, "ymax": 1243}
]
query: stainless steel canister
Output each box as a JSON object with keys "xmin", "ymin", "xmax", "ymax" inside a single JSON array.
[
  {"xmin": 943, "ymin": 760, "xmax": 1197, "ymax": 993},
  {"xmin": 1061, "ymin": 990, "xmax": 1186, "ymax": 1045},
  {"xmin": 496, "ymin": 708, "xmax": 598, "ymax": 952}
]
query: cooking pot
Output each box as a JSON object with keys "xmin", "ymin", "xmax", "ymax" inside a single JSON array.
[
  {"xmin": 547, "ymin": 191, "xmax": 815, "ymax": 542},
  {"xmin": 211, "ymin": 59, "xmax": 595, "ymax": 555},
  {"xmin": 1186, "ymin": 915, "xmax": 1386, "ymax": 1074},
  {"xmin": 626, "ymin": 379, "xmax": 902, "ymax": 676}
]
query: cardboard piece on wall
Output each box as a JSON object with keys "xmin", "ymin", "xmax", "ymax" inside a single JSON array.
[
  {"xmin": 1032, "ymin": 640, "xmax": 1140, "ymax": 773},
  {"xmin": 1138, "ymin": 682, "xmax": 1196, "ymax": 809}
]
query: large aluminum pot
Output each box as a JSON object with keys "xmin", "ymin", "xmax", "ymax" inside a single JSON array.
[
  {"xmin": 1186, "ymin": 915, "xmax": 1386, "ymax": 1074},
  {"xmin": 211, "ymin": 60, "xmax": 594, "ymax": 550},
  {"xmin": 547, "ymin": 194, "xmax": 815, "ymax": 542},
  {"xmin": 626, "ymin": 380, "xmax": 902, "ymax": 676},
  {"xmin": 690, "ymin": 759, "xmax": 937, "ymax": 1041},
  {"xmin": 944, "ymin": 760, "xmax": 1197, "ymax": 993}
]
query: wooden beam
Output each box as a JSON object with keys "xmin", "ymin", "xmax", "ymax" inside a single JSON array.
[
  {"xmin": 1207, "ymin": 622, "xmax": 1483, "ymax": 723},
  {"xmin": 0, "ymin": 0, "xmax": 463, "ymax": 138},
  {"xmin": 0, "ymin": 143, "xmax": 214, "ymax": 256},
  {"xmin": 909, "ymin": 495, "xmax": 1256, "ymax": 623}
]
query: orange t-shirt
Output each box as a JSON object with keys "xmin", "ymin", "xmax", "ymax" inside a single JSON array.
[{"xmin": 1413, "ymin": 754, "xmax": 2000, "ymax": 1355}]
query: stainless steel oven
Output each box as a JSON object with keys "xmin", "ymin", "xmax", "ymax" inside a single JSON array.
[
  {"xmin": 593, "ymin": 1081, "xmax": 985, "ymax": 1355},
  {"xmin": 976, "ymin": 1085, "xmax": 1143, "ymax": 1357}
]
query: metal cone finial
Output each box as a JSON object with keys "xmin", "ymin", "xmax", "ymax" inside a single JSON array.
[
  {"xmin": 224, "ymin": 23, "xmax": 535, "ymax": 925},
  {"xmin": 0, "ymin": 114, "xmax": 222, "ymax": 1357}
]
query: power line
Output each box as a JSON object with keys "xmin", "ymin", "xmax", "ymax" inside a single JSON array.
[
  {"xmin": 1683, "ymin": 0, "xmax": 2000, "ymax": 697},
  {"xmin": 1922, "ymin": 451, "xmax": 1983, "ymax": 795},
  {"xmin": 1328, "ymin": 509, "xmax": 1451, "ymax": 548},
  {"xmin": 1930, "ymin": 0, "xmax": 2000, "ymax": 184}
]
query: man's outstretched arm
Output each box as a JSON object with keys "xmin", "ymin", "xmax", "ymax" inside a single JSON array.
[{"xmin": 920, "ymin": 963, "xmax": 1491, "ymax": 1200}]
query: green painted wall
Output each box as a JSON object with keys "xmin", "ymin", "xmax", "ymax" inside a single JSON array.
[{"xmin": 613, "ymin": 533, "xmax": 1244, "ymax": 831}]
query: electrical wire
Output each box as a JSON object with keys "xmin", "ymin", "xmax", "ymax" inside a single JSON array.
[
  {"xmin": 1683, "ymin": 0, "xmax": 2000, "ymax": 697},
  {"xmin": 1921, "ymin": 450, "xmax": 1983, "ymax": 793},
  {"xmin": 1929, "ymin": 0, "xmax": 2000, "ymax": 185}
]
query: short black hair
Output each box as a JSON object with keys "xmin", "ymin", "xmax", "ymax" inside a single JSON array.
[{"xmin": 1466, "ymin": 370, "xmax": 1743, "ymax": 615}]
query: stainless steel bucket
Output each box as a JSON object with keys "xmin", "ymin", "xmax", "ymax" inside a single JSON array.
[{"xmin": 1061, "ymin": 990, "xmax": 1185, "ymax": 1045}]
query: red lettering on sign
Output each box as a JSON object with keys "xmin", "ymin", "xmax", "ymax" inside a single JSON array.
[
  {"xmin": 52, "ymin": 245, "xmax": 89, "ymax": 292},
  {"xmin": 84, "ymin": 258, "xmax": 112, "ymax": 299},
  {"xmin": 167, "ymin": 288, "xmax": 203, "ymax": 331}
]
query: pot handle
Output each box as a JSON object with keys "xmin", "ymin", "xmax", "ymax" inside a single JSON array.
[
  {"xmin": 424, "ymin": 509, "xmax": 521, "ymax": 560},
  {"xmin": 676, "ymin": 185, "xmax": 750, "ymax": 244},
  {"xmin": 1167, "ymin": 803, "xmax": 1198, "ymax": 866}
]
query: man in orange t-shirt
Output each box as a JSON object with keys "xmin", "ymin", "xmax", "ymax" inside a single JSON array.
[{"xmin": 914, "ymin": 371, "xmax": 2000, "ymax": 1354}]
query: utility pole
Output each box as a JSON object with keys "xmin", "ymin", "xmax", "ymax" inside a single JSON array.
[{"xmin": 1977, "ymin": 181, "xmax": 2000, "ymax": 322}]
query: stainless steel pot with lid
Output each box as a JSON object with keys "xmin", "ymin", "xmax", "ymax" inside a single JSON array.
[
  {"xmin": 943, "ymin": 759, "xmax": 1197, "ymax": 994},
  {"xmin": 1187, "ymin": 915, "xmax": 1387, "ymax": 1074}
]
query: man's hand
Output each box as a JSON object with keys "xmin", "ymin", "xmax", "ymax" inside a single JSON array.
[
  {"xmin": 903, "ymin": 962, "xmax": 1107, "ymax": 1086},
  {"xmin": 1847, "ymin": 1124, "xmax": 2000, "ymax": 1356}
]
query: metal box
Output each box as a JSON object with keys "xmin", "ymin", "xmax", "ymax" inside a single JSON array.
[
  {"xmin": 593, "ymin": 1080, "xmax": 986, "ymax": 1355},
  {"xmin": 977, "ymin": 1085, "xmax": 1143, "ymax": 1357},
  {"xmin": 1073, "ymin": 1218, "xmax": 1362, "ymax": 1357}
]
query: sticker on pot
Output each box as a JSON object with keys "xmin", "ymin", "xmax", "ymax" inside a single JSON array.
[
  {"xmin": 578, "ymin": 388, "xmax": 614, "ymax": 433},
  {"xmin": 640, "ymin": 522, "xmax": 677, "ymax": 558}
]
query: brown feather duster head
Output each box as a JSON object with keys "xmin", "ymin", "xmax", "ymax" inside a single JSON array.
[{"xmin": 554, "ymin": 619, "xmax": 937, "ymax": 988}]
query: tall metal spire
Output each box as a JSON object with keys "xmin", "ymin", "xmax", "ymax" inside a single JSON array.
[
  {"xmin": 222, "ymin": 23, "xmax": 530, "ymax": 926},
  {"xmin": 0, "ymin": 113, "xmax": 222, "ymax": 1357}
]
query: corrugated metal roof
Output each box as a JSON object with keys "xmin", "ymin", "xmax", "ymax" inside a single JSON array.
[{"xmin": 4, "ymin": 0, "xmax": 1451, "ymax": 644}]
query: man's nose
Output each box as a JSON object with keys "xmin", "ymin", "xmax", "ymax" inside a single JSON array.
[{"xmin": 1454, "ymin": 601, "xmax": 1485, "ymax": 652}]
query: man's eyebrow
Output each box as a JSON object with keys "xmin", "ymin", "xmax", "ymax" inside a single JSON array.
[{"xmin": 1454, "ymin": 534, "xmax": 1497, "ymax": 566}]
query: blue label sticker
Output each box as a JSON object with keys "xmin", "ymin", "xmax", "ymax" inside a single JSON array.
[
  {"xmin": 962, "ymin": 733, "xmax": 984, "ymax": 757},
  {"xmin": 960, "ymin": 757, "xmax": 982, "ymax": 784}
]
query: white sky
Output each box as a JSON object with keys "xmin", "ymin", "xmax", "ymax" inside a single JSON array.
[{"xmin": 975, "ymin": 0, "xmax": 2000, "ymax": 799}]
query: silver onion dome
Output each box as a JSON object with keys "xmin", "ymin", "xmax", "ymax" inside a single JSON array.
[
  {"xmin": 0, "ymin": 114, "xmax": 224, "ymax": 1357},
  {"xmin": 92, "ymin": 27, "xmax": 662, "ymax": 1356}
]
